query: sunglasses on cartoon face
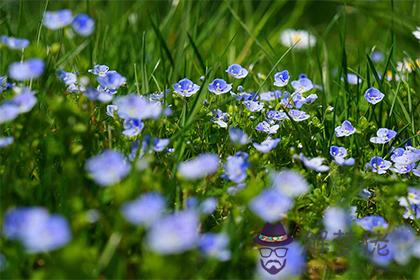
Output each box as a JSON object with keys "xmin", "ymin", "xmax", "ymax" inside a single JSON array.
[{"xmin": 259, "ymin": 247, "xmax": 288, "ymax": 258}]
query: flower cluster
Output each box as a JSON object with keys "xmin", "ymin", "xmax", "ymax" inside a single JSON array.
[{"xmin": 43, "ymin": 9, "xmax": 95, "ymax": 36}]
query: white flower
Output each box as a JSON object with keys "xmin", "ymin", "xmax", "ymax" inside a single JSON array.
[
  {"xmin": 280, "ymin": 29, "xmax": 316, "ymax": 49},
  {"xmin": 413, "ymin": 26, "xmax": 420, "ymax": 40}
]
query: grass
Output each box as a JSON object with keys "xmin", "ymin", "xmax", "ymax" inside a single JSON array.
[{"xmin": 0, "ymin": 0, "xmax": 419, "ymax": 279}]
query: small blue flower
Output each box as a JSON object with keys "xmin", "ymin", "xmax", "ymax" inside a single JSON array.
[
  {"xmin": 147, "ymin": 210, "xmax": 199, "ymax": 254},
  {"xmin": 273, "ymin": 70, "xmax": 289, "ymax": 87},
  {"xmin": 323, "ymin": 207, "xmax": 350, "ymax": 239},
  {"xmin": 199, "ymin": 198, "xmax": 218, "ymax": 215},
  {"xmin": 229, "ymin": 128, "xmax": 250, "ymax": 145},
  {"xmin": 253, "ymin": 137, "xmax": 280, "ymax": 153},
  {"xmin": 0, "ymin": 136, "xmax": 13, "ymax": 148},
  {"xmin": 364, "ymin": 87, "xmax": 384, "ymax": 105},
  {"xmin": 270, "ymin": 170, "xmax": 308, "ymax": 198},
  {"xmin": 97, "ymin": 70, "xmax": 126, "ymax": 90},
  {"xmin": 84, "ymin": 87, "xmax": 112, "ymax": 103},
  {"xmin": 226, "ymin": 64, "xmax": 248, "ymax": 79},
  {"xmin": 208, "ymin": 78, "xmax": 232, "ymax": 95},
  {"xmin": 0, "ymin": 76, "xmax": 13, "ymax": 94},
  {"xmin": 335, "ymin": 120, "xmax": 356, "ymax": 137},
  {"xmin": 114, "ymin": 94, "xmax": 162, "ymax": 120},
  {"xmin": 256, "ymin": 120, "xmax": 279, "ymax": 134},
  {"xmin": 122, "ymin": 118, "xmax": 144, "ymax": 137},
  {"xmin": 289, "ymin": 109, "xmax": 310, "ymax": 121},
  {"xmin": 388, "ymin": 226, "xmax": 416, "ymax": 265},
  {"xmin": 199, "ymin": 233, "xmax": 231, "ymax": 261},
  {"xmin": 370, "ymin": 128, "xmax": 397, "ymax": 144},
  {"xmin": 250, "ymin": 188, "xmax": 292, "ymax": 222},
  {"xmin": 211, "ymin": 109, "xmax": 229, "ymax": 128},
  {"xmin": 371, "ymin": 51, "xmax": 384, "ymax": 62},
  {"xmin": 295, "ymin": 153, "xmax": 329, "ymax": 172},
  {"xmin": 259, "ymin": 90, "xmax": 282, "ymax": 101},
  {"xmin": 10, "ymin": 88, "xmax": 37, "ymax": 113},
  {"xmin": 178, "ymin": 153, "xmax": 219, "ymax": 180},
  {"xmin": 8, "ymin": 59, "xmax": 44, "ymax": 81},
  {"xmin": 121, "ymin": 192, "xmax": 166, "ymax": 227},
  {"xmin": 173, "ymin": 78, "xmax": 200, "ymax": 97},
  {"xmin": 243, "ymin": 100, "xmax": 264, "ymax": 112},
  {"xmin": 0, "ymin": 36, "xmax": 29, "ymax": 50},
  {"xmin": 88, "ymin": 65, "xmax": 109, "ymax": 76},
  {"xmin": 356, "ymin": 215, "xmax": 389, "ymax": 232},
  {"xmin": 346, "ymin": 73, "xmax": 361, "ymax": 85},
  {"xmin": 72, "ymin": 14, "xmax": 95, "ymax": 36},
  {"xmin": 153, "ymin": 138, "xmax": 170, "ymax": 152},
  {"xmin": 0, "ymin": 104, "xmax": 20, "ymax": 124},
  {"xmin": 57, "ymin": 70, "xmax": 77, "ymax": 86},
  {"xmin": 43, "ymin": 10, "xmax": 73, "ymax": 30},
  {"xmin": 223, "ymin": 152, "xmax": 249, "ymax": 184},
  {"xmin": 329, "ymin": 146, "xmax": 355, "ymax": 166},
  {"xmin": 266, "ymin": 110, "xmax": 288, "ymax": 121},
  {"xmin": 366, "ymin": 156, "xmax": 391, "ymax": 174},
  {"xmin": 85, "ymin": 150, "xmax": 131, "ymax": 186},
  {"xmin": 291, "ymin": 77, "xmax": 313, "ymax": 93},
  {"xmin": 390, "ymin": 163, "xmax": 415, "ymax": 174},
  {"xmin": 398, "ymin": 187, "xmax": 420, "ymax": 219}
]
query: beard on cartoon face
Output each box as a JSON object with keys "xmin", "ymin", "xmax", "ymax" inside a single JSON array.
[{"xmin": 259, "ymin": 246, "xmax": 288, "ymax": 275}]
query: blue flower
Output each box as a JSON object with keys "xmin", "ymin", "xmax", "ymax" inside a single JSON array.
[
  {"xmin": 243, "ymin": 100, "xmax": 264, "ymax": 112},
  {"xmin": 0, "ymin": 136, "xmax": 13, "ymax": 148},
  {"xmin": 270, "ymin": 170, "xmax": 309, "ymax": 198},
  {"xmin": 43, "ymin": 9, "xmax": 73, "ymax": 30},
  {"xmin": 370, "ymin": 128, "xmax": 397, "ymax": 144},
  {"xmin": 153, "ymin": 138, "xmax": 170, "ymax": 152},
  {"xmin": 295, "ymin": 153, "xmax": 329, "ymax": 172},
  {"xmin": 273, "ymin": 70, "xmax": 289, "ymax": 87},
  {"xmin": 371, "ymin": 51, "xmax": 384, "ymax": 62},
  {"xmin": 253, "ymin": 137, "xmax": 280, "ymax": 153},
  {"xmin": 211, "ymin": 109, "xmax": 229, "ymax": 128},
  {"xmin": 147, "ymin": 210, "xmax": 199, "ymax": 254},
  {"xmin": 291, "ymin": 77, "xmax": 313, "ymax": 93},
  {"xmin": 114, "ymin": 94, "xmax": 162, "ymax": 120},
  {"xmin": 97, "ymin": 70, "xmax": 126, "ymax": 90},
  {"xmin": 173, "ymin": 78, "xmax": 200, "ymax": 97},
  {"xmin": 10, "ymin": 88, "xmax": 37, "ymax": 113},
  {"xmin": 250, "ymin": 188, "xmax": 292, "ymax": 222},
  {"xmin": 390, "ymin": 146, "xmax": 420, "ymax": 165},
  {"xmin": 266, "ymin": 110, "xmax": 288, "ymax": 121},
  {"xmin": 122, "ymin": 118, "xmax": 144, "ymax": 137},
  {"xmin": 178, "ymin": 153, "xmax": 219, "ymax": 180},
  {"xmin": 398, "ymin": 187, "xmax": 420, "ymax": 219},
  {"xmin": 229, "ymin": 128, "xmax": 250, "ymax": 145},
  {"xmin": 289, "ymin": 109, "xmax": 310, "ymax": 121},
  {"xmin": 329, "ymin": 146, "xmax": 355, "ymax": 166},
  {"xmin": 0, "ymin": 76, "xmax": 13, "ymax": 94},
  {"xmin": 259, "ymin": 90, "xmax": 282, "ymax": 101},
  {"xmin": 3, "ymin": 207, "xmax": 71, "ymax": 253},
  {"xmin": 388, "ymin": 226, "xmax": 416, "ymax": 265},
  {"xmin": 57, "ymin": 70, "xmax": 77, "ymax": 86},
  {"xmin": 390, "ymin": 163, "xmax": 415, "ymax": 174},
  {"xmin": 85, "ymin": 150, "xmax": 131, "ymax": 186},
  {"xmin": 0, "ymin": 104, "xmax": 20, "ymax": 124},
  {"xmin": 8, "ymin": 59, "xmax": 44, "ymax": 81},
  {"xmin": 227, "ymin": 183, "xmax": 246, "ymax": 195},
  {"xmin": 364, "ymin": 87, "xmax": 384, "ymax": 105},
  {"xmin": 72, "ymin": 14, "xmax": 95, "ymax": 36},
  {"xmin": 256, "ymin": 120, "xmax": 279, "ymax": 134},
  {"xmin": 356, "ymin": 215, "xmax": 389, "ymax": 232},
  {"xmin": 121, "ymin": 192, "xmax": 166, "ymax": 227},
  {"xmin": 344, "ymin": 73, "xmax": 361, "ymax": 85},
  {"xmin": 335, "ymin": 120, "xmax": 356, "ymax": 137},
  {"xmin": 0, "ymin": 36, "xmax": 29, "ymax": 50},
  {"xmin": 199, "ymin": 233, "xmax": 231, "ymax": 261},
  {"xmin": 224, "ymin": 152, "xmax": 249, "ymax": 183},
  {"xmin": 226, "ymin": 64, "xmax": 248, "ymax": 79},
  {"xmin": 208, "ymin": 78, "xmax": 232, "ymax": 95},
  {"xmin": 366, "ymin": 156, "xmax": 391, "ymax": 174},
  {"xmin": 88, "ymin": 65, "xmax": 109, "ymax": 76},
  {"xmin": 84, "ymin": 87, "xmax": 111, "ymax": 103},
  {"xmin": 323, "ymin": 207, "xmax": 350, "ymax": 239},
  {"xmin": 199, "ymin": 198, "xmax": 218, "ymax": 215}
]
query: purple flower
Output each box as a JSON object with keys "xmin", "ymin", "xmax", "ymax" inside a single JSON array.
[
  {"xmin": 153, "ymin": 138, "xmax": 170, "ymax": 152},
  {"xmin": 273, "ymin": 70, "xmax": 289, "ymax": 87},
  {"xmin": 366, "ymin": 156, "xmax": 391, "ymax": 174},
  {"xmin": 364, "ymin": 87, "xmax": 384, "ymax": 105},
  {"xmin": 224, "ymin": 152, "xmax": 249, "ymax": 183},
  {"xmin": 0, "ymin": 136, "xmax": 13, "ymax": 148},
  {"xmin": 43, "ymin": 10, "xmax": 73, "ymax": 30},
  {"xmin": 199, "ymin": 233, "xmax": 231, "ymax": 261},
  {"xmin": 253, "ymin": 137, "xmax": 280, "ymax": 153},
  {"xmin": 250, "ymin": 188, "xmax": 292, "ymax": 222},
  {"xmin": 289, "ymin": 109, "xmax": 310, "ymax": 121},
  {"xmin": 344, "ymin": 73, "xmax": 361, "ymax": 85},
  {"xmin": 256, "ymin": 121, "xmax": 279, "ymax": 134},
  {"xmin": 147, "ymin": 210, "xmax": 199, "ymax": 254},
  {"xmin": 122, "ymin": 118, "xmax": 144, "ymax": 137},
  {"xmin": 211, "ymin": 109, "xmax": 229, "ymax": 128},
  {"xmin": 371, "ymin": 51, "xmax": 384, "ymax": 62},
  {"xmin": 270, "ymin": 170, "xmax": 308, "ymax": 198},
  {"xmin": 335, "ymin": 120, "xmax": 356, "ymax": 137},
  {"xmin": 370, "ymin": 128, "xmax": 397, "ymax": 144},
  {"xmin": 178, "ymin": 153, "xmax": 219, "ymax": 180},
  {"xmin": 329, "ymin": 146, "xmax": 355, "ymax": 166},
  {"xmin": 226, "ymin": 64, "xmax": 248, "ymax": 79},
  {"xmin": 208, "ymin": 78, "xmax": 232, "ymax": 95},
  {"xmin": 295, "ymin": 153, "xmax": 329, "ymax": 172},
  {"xmin": 266, "ymin": 110, "xmax": 288, "ymax": 121},
  {"xmin": 8, "ymin": 59, "xmax": 44, "ymax": 81},
  {"xmin": 85, "ymin": 150, "xmax": 131, "ymax": 186},
  {"xmin": 11, "ymin": 89, "xmax": 37, "ymax": 113},
  {"xmin": 390, "ymin": 163, "xmax": 415, "ymax": 174},
  {"xmin": 97, "ymin": 70, "xmax": 126, "ymax": 90},
  {"xmin": 199, "ymin": 198, "xmax": 218, "ymax": 214},
  {"xmin": 0, "ymin": 103, "xmax": 20, "ymax": 124},
  {"xmin": 114, "ymin": 94, "xmax": 162, "ymax": 120},
  {"xmin": 260, "ymin": 90, "xmax": 282, "ymax": 101},
  {"xmin": 173, "ymin": 78, "xmax": 200, "ymax": 97},
  {"xmin": 88, "ymin": 65, "xmax": 109, "ymax": 76},
  {"xmin": 391, "ymin": 146, "xmax": 420, "ymax": 165},
  {"xmin": 388, "ymin": 226, "xmax": 416, "ymax": 265},
  {"xmin": 72, "ymin": 14, "xmax": 95, "ymax": 36},
  {"xmin": 291, "ymin": 77, "xmax": 313, "ymax": 93},
  {"xmin": 1, "ymin": 36, "xmax": 29, "ymax": 50},
  {"xmin": 356, "ymin": 215, "xmax": 388, "ymax": 232},
  {"xmin": 121, "ymin": 192, "xmax": 166, "ymax": 227},
  {"xmin": 57, "ymin": 70, "xmax": 77, "ymax": 86},
  {"xmin": 243, "ymin": 100, "xmax": 264, "ymax": 112},
  {"xmin": 3, "ymin": 207, "xmax": 71, "ymax": 253},
  {"xmin": 229, "ymin": 128, "xmax": 250, "ymax": 145},
  {"xmin": 323, "ymin": 207, "xmax": 350, "ymax": 239}
]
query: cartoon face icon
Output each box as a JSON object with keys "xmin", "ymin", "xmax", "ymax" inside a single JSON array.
[{"xmin": 258, "ymin": 246, "xmax": 288, "ymax": 275}]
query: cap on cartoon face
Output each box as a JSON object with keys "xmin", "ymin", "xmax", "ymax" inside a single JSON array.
[{"xmin": 255, "ymin": 223, "xmax": 293, "ymax": 275}]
